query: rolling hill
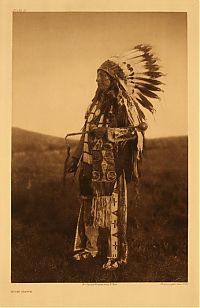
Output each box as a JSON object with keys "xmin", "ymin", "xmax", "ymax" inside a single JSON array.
[{"xmin": 11, "ymin": 127, "xmax": 188, "ymax": 282}]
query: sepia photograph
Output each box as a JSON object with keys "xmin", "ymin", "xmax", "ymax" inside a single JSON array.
[
  {"xmin": 0, "ymin": 0, "xmax": 198, "ymax": 305},
  {"xmin": 11, "ymin": 11, "xmax": 188, "ymax": 284}
]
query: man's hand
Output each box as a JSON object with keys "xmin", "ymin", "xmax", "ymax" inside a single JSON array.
[{"xmin": 93, "ymin": 127, "xmax": 107, "ymax": 138}]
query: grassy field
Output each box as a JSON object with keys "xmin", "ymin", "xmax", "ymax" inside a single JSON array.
[{"xmin": 11, "ymin": 127, "xmax": 188, "ymax": 282}]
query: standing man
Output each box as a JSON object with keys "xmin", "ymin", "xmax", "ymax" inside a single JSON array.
[{"xmin": 65, "ymin": 44, "xmax": 163, "ymax": 270}]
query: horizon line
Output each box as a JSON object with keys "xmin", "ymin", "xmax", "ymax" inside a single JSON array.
[{"xmin": 12, "ymin": 126, "xmax": 188, "ymax": 141}]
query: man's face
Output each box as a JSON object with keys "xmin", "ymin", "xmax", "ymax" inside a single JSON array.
[{"xmin": 96, "ymin": 70, "xmax": 111, "ymax": 92}]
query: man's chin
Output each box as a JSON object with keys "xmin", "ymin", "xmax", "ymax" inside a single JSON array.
[
  {"xmin": 98, "ymin": 86, "xmax": 105, "ymax": 91},
  {"xmin": 98, "ymin": 86, "xmax": 109, "ymax": 93}
]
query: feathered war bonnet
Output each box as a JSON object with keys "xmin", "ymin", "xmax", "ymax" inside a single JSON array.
[{"xmin": 97, "ymin": 44, "xmax": 164, "ymax": 179}]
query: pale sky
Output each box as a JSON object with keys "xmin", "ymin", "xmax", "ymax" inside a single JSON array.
[{"xmin": 12, "ymin": 12, "xmax": 187, "ymax": 139}]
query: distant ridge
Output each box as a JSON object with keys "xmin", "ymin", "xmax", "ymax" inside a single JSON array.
[
  {"xmin": 12, "ymin": 127, "xmax": 64, "ymax": 141},
  {"xmin": 12, "ymin": 127, "xmax": 69, "ymax": 153},
  {"xmin": 12, "ymin": 127, "xmax": 187, "ymax": 153}
]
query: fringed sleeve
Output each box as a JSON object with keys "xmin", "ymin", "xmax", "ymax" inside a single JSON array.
[
  {"xmin": 72, "ymin": 133, "xmax": 84, "ymax": 161},
  {"xmin": 116, "ymin": 103, "xmax": 140, "ymax": 183}
]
